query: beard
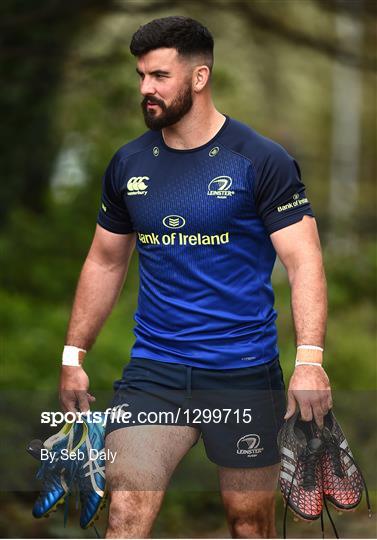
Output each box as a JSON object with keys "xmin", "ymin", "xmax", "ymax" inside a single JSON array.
[{"xmin": 141, "ymin": 82, "xmax": 193, "ymax": 131}]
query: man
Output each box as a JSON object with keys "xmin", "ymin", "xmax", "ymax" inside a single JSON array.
[{"xmin": 59, "ymin": 16, "xmax": 332, "ymax": 538}]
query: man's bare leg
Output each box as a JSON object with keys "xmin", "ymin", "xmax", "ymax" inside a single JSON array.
[
  {"xmin": 219, "ymin": 463, "xmax": 280, "ymax": 539},
  {"xmin": 105, "ymin": 425, "xmax": 199, "ymax": 538}
]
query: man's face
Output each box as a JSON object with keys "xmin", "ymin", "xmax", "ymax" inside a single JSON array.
[{"xmin": 136, "ymin": 48, "xmax": 193, "ymax": 130}]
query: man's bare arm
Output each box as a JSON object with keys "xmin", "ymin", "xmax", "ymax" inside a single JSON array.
[
  {"xmin": 271, "ymin": 215, "xmax": 327, "ymax": 347},
  {"xmin": 60, "ymin": 225, "xmax": 136, "ymax": 412},
  {"xmin": 271, "ymin": 215, "xmax": 332, "ymax": 427},
  {"xmin": 65, "ymin": 225, "xmax": 136, "ymax": 349}
]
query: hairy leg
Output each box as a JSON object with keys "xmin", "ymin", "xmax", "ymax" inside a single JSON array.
[
  {"xmin": 105, "ymin": 425, "xmax": 199, "ymax": 538},
  {"xmin": 219, "ymin": 463, "xmax": 280, "ymax": 539}
]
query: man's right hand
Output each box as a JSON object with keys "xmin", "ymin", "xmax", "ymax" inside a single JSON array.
[{"xmin": 59, "ymin": 366, "xmax": 96, "ymax": 413}]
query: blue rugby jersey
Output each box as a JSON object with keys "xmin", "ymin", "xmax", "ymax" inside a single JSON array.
[{"xmin": 97, "ymin": 116, "xmax": 314, "ymax": 369}]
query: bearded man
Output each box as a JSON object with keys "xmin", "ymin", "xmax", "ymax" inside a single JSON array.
[{"xmin": 60, "ymin": 16, "xmax": 331, "ymax": 539}]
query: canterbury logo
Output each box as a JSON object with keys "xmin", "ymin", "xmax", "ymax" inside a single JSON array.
[{"xmin": 127, "ymin": 176, "xmax": 149, "ymax": 195}]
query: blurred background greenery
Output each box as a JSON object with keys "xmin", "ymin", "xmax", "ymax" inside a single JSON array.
[{"xmin": 1, "ymin": 0, "xmax": 376, "ymax": 537}]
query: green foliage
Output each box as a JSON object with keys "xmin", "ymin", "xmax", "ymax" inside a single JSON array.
[{"xmin": 272, "ymin": 245, "xmax": 377, "ymax": 390}]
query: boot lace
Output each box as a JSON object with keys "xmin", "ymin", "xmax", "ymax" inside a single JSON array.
[{"xmin": 283, "ymin": 434, "xmax": 373, "ymax": 538}]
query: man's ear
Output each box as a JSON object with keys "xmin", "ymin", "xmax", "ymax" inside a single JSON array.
[{"xmin": 192, "ymin": 65, "xmax": 211, "ymax": 92}]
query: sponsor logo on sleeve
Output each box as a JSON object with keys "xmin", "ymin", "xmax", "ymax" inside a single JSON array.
[{"xmin": 277, "ymin": 193, "xmax": 308, "ymax": 212}]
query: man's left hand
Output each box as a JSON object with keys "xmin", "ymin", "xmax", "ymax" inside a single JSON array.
[{"xmin": 284, "ymin": 365, "xmax": 333, "ymax": 428}]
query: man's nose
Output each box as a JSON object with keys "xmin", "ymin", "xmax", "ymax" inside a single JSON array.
[{"xmin": 140, "ymin": 76, "xmax": 156, "ymax": 96}]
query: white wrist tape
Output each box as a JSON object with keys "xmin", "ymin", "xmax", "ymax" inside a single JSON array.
[
  {"xmin": 295, "ymin": 361, "xmax": 324, "ymax": 367},
  {"xmin": 297, "ymin": 345, "xmax": 324, "ymax": 352},
  {"xmin": 62, "ymin": 345, "xmax": 86, "ymax": 366}
]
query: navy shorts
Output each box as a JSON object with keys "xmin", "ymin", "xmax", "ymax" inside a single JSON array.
[{"xmin": 106, "ymin": 356, "xmax": 286, "ymax": 468}]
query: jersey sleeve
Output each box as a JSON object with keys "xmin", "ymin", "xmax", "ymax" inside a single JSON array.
[
  {"xmin": 253, "ymin": 145, "xmax": 314, "ymax": 234},
  {"xmin": 97, "ymin": 153, "xmax": 134, "ymax": 234}
]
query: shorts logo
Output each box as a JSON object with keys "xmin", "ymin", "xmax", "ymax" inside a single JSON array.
[
  {"xmin": 127, "ymin": 176, "xmax": 149, "ymax": 196},
  {"xmin": 208, "ymin": 176, "xmax": 235, "ymax": 199},
  {"xmin": 162, "ymin": 215, "xmax": 186, "ymax": 229},
  {"xmin": 236, "ymin": 434, "xmax": 264, "ymax": 458}
]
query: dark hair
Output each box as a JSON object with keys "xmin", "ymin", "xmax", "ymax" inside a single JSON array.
[{"xmin": 130, "ymin": 16, "xmax": 214, "ymax": 69}]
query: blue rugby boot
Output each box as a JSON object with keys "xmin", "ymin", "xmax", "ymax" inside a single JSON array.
[
  {"xmin": 75, "ymin": 414, "xmax": 107, "ymax": 528},
  {"xmin": 28, "ymin": 422, "xmax": 85, "ymax": 519}
]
